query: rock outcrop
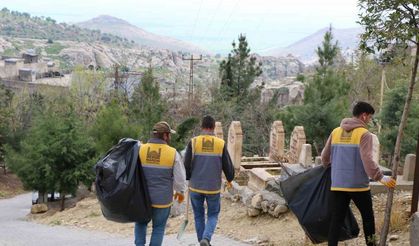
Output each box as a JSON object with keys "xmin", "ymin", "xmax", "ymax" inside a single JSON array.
[{"xmin": 0, "ymin": 36, "xmax": 306, "ymax": 106}]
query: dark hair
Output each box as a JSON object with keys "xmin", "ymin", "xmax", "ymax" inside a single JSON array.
[
  {"xmin": 201, "ymin": 115, "xmax": 215, "ymax": 129},
  {"xmin": 152, "ymin": 132, "xmax": 166, "ymax": 140},
  {"xmin": 352, "ymin": 101, "xmax": 375, "ymax": 117}
]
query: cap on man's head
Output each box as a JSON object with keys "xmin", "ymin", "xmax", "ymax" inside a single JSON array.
[{"xmin": 152, "ymin": 121, "xmax": 176, "ymax": 134}]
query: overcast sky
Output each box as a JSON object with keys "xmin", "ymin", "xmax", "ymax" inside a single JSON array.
[{"xmin": 1, "ymin": 0, "xmax": 361, "ymax": 53}]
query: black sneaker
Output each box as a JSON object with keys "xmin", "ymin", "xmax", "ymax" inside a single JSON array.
[{"xmin": 200, "ymin": 238, "xmax": 210, "ymax": 246}]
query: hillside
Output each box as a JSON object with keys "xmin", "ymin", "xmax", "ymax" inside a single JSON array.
[
  {"xmin": 0, "ymin": 36, "xmax": 304, "ymax": 91},
  {"xmin": 77, "ymin": 15, "xmax": 208, "ymax": 54},
  {"xmin": 0, "ymin": 8, "xmax": 133, "ymax": 47},
  {"xmin": 0, "ymin": 172, "xmax": 24, "ymax": 199},
  {"xmin": 0, "ymin": 9, "xmax": 305, "ymax": 94},
  {"xmin": 265, "ymin": 27, "xmax": 363, "ymax": 64}
]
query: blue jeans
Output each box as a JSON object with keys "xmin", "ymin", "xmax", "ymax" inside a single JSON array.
[
  {"xmin": 190, "ymin": 191, "xmax": 221, "ymax": 242},
  {"xmin": 134, "ymin": 207, "xmax": 171, "ymax": 246}
]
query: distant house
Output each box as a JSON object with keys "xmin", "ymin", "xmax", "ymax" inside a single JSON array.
[
  {"xmin": 22, "ymin": 52, "xmax": 39, "ymax": 64},
  {"xmin": 19, "ymin": 68, "xmax": 36, "ymax": 82},
  {"xmin": 4, "ymin": 58, "xmax": 24, "ymax": 66}
]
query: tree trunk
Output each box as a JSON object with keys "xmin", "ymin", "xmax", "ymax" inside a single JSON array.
[
  {"xmin": 379, "ymin": 45, "xmax": 419, "ymax": 245},
  {"xmin": 60, "ymin": 194, "xmax": 65, "ymax": 211},
  {"xmin": 378, "ymin": 65, "xmax": 386, "ymax": 134},
  {"xmin": 38, "ymin": 191, "xmax": 48, "ymax": 204}
]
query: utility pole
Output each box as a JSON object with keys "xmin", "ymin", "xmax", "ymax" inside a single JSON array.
[
  {"xmin": 113, "ymin": 64, "xmax": 120, "ymax": 90},
  {"xmin": 182, "ymin": 54, "xmax": 202, "ymax": 103},
  {"xmin": 173, "ymin": 78, "xmax": 178, "ymax": 110}
]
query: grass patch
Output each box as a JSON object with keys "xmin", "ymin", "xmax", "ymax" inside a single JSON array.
[
  {"xmin": 389, "ymin": 204, "xmax": 409, "ymax": 232},
  {"xmin": 88, "ymin": 211, "xmax": 100, "ymax": 218},
  {"xmin": 0, "ymin": 190, "xmax": 7, "ymax": 198},
  {"xmin": 50, "ymin": 219, "xmax": 62, "ymax": 226},
  {"xmin": 2, "ymin": 47, "xmax": 18, "ymax": 56},
  {"xmin": 23, "ymin": 40, "xmax": 35, "ymax": 49},
  {"xmin": 45, "ymin": 42, "xmax": 66, "ymax": 55},
  {"xmin": 50, "ymin": 55, "xmax": 72, "ymax": 70}
]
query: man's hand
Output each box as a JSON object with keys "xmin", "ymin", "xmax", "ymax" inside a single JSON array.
[
  {"xmin": 380, "ymin": 176, "xmax": 396, "ymax": 188},
  {"xmin": 174, "ymin": 192, "xmax": 185, "ymax": 203},
  {"xmin": 225, "ymin": 181, "xmax": 232, "ymax": 190}
]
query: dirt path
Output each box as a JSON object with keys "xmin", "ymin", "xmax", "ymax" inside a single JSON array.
[
  {"xmin": 29, "ymin": 191, "xmax": 412, "ymax": 246},
  {"xmin": 0, "ymin": 193, "xmax": 249, "ymax": 245}
]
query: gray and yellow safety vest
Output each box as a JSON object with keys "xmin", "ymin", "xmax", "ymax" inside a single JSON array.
[
  {"xmin": 139, "ymin": 138, "xmax": 176, "ymax": 208},
  {"xmin": 331, "ymin": 127, "xmax": 370, "ymax": 192},
  {"xmin": 189, "ymin": 134, "xmax": 225, "ymax": 194}
]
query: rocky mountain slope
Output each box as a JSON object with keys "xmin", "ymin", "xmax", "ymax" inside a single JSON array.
[
  {"xmin": 0, "ymin": 36, "xmax": 304, "ymax": 91},
  {"xmin": 77, "ymin": 15, "xmax": 207, "ymax": 54},
  {"xmin": 0, "ymin": 8, "xmax": 132, "ymax": 47},
  {"xmin": 264, "ymin": 27, "xmax": 363, "ymax": 64},
  {"xmin": 0, "ymin": 9, "xmax": 305, "ymax": 94}
]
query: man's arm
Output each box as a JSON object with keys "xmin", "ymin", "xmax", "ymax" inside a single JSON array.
[
  {"xmin": 221, "ymin": 145, "xmax": 235, "ymax": 182},
  {"xmin": 183, "ymin": 141, "xmax": 193, "ymax": 180},
  {"xmin": 321, "ymin": 134, "xmax": 332, "ymax": 167},
  {"xmin": 173, "ymin": 152, "xmax": 186, "ymax": 193},
  {"xmin": 359, "ymin": 132, "xmax": 383, "ymax": 181}
]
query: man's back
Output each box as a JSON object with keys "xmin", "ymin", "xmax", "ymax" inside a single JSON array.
[
  {"xmin": 189, "ymin": 134, "xmax": 226, "ymax": 194},
  {"xmin": 139, "ymin": 138, "xmax": 176, "ymax": 208}
]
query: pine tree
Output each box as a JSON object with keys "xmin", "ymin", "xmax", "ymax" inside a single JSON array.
[
  {"xmin": 5, "ymin": 98, "xmax": 96, "ymax": 209},
  {"xmin": 91, "ymin": 100, "xmax": 139, "ymax": 155},
  {"xmin": 219, "ymin": 34, "xmax": 262, "ymax": 100},
  {"xmin": 380, "ymin": 84, "xmax": 419, "ymax": 159},
  {"xmin": 129, "ymin": 66, "xmax": 166, "ymax": 141},
  {"xmin": 0, "ymin": 85, "xmax": 14, "ymax": 167},
  {"xmin": 305, "ymin": 27, "xmax": 348, "ymax": 104},
  {"xmin": 281, "ymin": 28, "xmax": 349, "ymax": 154},
  {"xmin": 316, "ymin": 27, "xmax": 339, "ymax": 73}
]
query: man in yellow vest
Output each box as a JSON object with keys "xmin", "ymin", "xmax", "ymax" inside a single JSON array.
[
  {"xmin": 321, "ymin": 102, "xmax": 396, "ymax": 246},
  {"xmin": 184, "ymin": 115, "xmax": 235, "ymax": 246},
  {"xmin": 136, "ymin": 121, "xmax": 186, "ymax": 246}
]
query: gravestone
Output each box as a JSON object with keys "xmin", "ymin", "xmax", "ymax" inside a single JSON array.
[
  {"xmin": 371, "ymin": 133, "xmax": 380, "ymax": 164},
  {"xmin": 227, "ymin": 121, "xmax": 243, "ymax": 170},
  {"xmin": 215, "ymin": 121, "xmax": 223, "ymax": 139},
  {"xmin": 298, "ymin": 144, "xmax": 312, "ymax": 167},
  {"xmin": 269, "ymin": 121, "xmax": 285, "ymax": 161},
  {"xmin": 402, "ymin": 154, "xmax": 416, "ymax": 181},
  {"xmin": 314, "ymin": 156, "xmax": 322, "ymax": 166},
  {"xmin": 289, "ymin": 126, "xmax": 306, "ymax": 164}
]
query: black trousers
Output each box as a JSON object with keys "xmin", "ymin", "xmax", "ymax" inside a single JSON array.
[{"xmin": 328, "ymin": 190, "xmax": 376, "ymax": 246}]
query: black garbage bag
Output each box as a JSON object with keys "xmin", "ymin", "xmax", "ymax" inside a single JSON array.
[
  {"xmin": 280, "ymin": 166, "xmax": 359, "ymax": 244},
  {"xmin": 94, "ymin": 138, "xmax": 152, "ymax": 223}
]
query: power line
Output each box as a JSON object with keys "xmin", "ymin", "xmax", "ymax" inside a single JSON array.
[
  {"xmin": 197, "ymin": 0, "xmax": 223, "ymax": 45},
  {"xmin": 190, "ymin": 0, "xmax": 204, "ymax": 38},
  {"xmin": 209, "ymin": 0, "xmax": 240, "ymax": 51}
]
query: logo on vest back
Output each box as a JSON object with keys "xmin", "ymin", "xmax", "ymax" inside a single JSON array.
[
  {"xmin": 339, "ymin": 130, "xmax": 353, "ymax": 143},
  {"xmin": 202, "ymin": 138, "xmax": 214, "ymax": 152},
  {"xmin": 146, "ymin": 147, "xmax": 161, "ymax": 163}
]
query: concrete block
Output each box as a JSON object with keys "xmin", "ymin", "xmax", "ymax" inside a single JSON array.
[
  {"xmin": 410, "ymin": 212, "xmax": 419, "ymax": 246},
  {"xmin": 370, "ymin": 175, "xmax": 413, "ymax": 194},
  {"xmin": 298, "ymin": 144, "xmax": 312, "ymax": 167},
  {"xmin": 402, "ymin": 154, "xmax": 416, "ymax": 181},
  {"xmin": 314, "ymin": 156, "xmax": 322, "ymax": 165},
  {"xmin": 247, "ymin": 168, "xmax": 280, "ymax": 191}
]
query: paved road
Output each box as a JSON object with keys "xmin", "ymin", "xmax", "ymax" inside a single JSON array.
[{"xmin": 0, "ymin": 193, "xmax": 248, "ymax": 246}]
